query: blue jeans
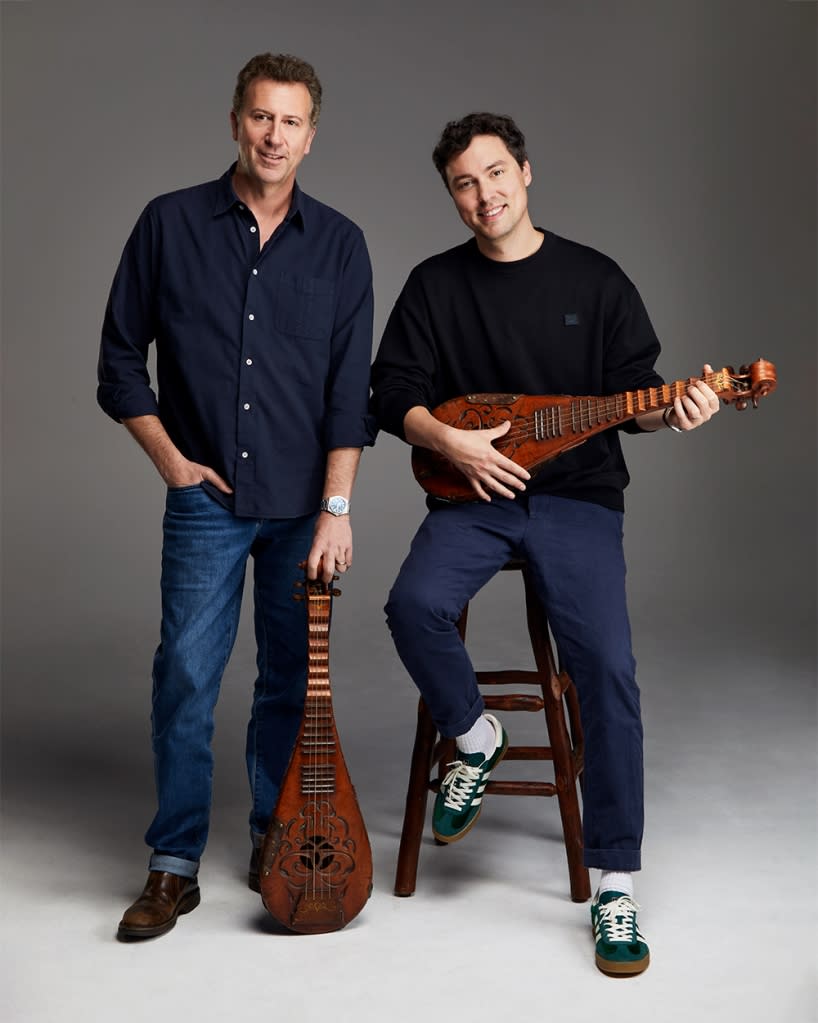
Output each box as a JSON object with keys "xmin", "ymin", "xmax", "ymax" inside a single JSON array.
[
  {"xmin": 385, "ymin": 494, "xmax": 643, "ymax": 873},
  {"xmin": 145, "ymin": 485, "xmax": 315, "ymax": 879}
]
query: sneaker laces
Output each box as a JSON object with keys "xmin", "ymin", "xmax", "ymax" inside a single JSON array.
[
  {"xmin": 596, "ymin": 895, "xmax": 643, "ymax": 943},
  {"xmin": 440, "ymin": 759, "xmax": 483, "ymax": 811}
]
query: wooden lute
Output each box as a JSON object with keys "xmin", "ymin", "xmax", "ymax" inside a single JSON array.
[
  {"xmin": 259, "ymin": 569, "xmax": 372, "ymax": 934},
  {"xmin": 412, "ymin": 358, "xmax": 777, "ymax": 502}
]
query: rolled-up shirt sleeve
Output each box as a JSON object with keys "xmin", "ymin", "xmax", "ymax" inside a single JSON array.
[
  {"xmin": 323, "ymin": 228, "xmax": 377, "ymax": 449},
  {"xmin": 97, "ymin": 204, "xmax": 160, "ymax": 423}
]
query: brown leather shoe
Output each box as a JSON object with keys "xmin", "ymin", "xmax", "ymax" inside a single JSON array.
[{"xmin": 117, "ymin": 871, "xmax": 200, "ymax": 941}]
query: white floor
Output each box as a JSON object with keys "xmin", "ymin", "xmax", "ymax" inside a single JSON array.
[{"xmin": 3, "ymin": 623, "xmax": 815, "ymax": 1023}]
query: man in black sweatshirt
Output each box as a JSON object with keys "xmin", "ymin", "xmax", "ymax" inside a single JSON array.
[{"xmin": 370, "ymin": 112, "xmax": 720, "ymax": 976}]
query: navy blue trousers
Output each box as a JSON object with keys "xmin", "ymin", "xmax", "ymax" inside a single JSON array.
[{"xmin": 385, "ymin": 494, "xmax": 643, "ymax": 872}]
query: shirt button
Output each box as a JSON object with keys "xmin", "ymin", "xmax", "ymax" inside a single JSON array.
[
  {"xmin": 246, "ymin": 358, "xmax": 253, "ymax": 366},
  {"xmin": 248, "ymin": 313, "xmax": 255, "ymax": 321},
  {"xmin": 238, "ymin": 203, "xmax": 245, "ymax": 210},
  {"xmin": 243, "ymin": 403, "xmax": 251, "ymax": 410},
  {"xmin": 252, "ymin": 268, "xmax": 258, "ymax": 275},
  {"xmin": 241, "ymin": 451, "xmax": 249, "ymax": 459},
  {"xmin": 250, "ymin": 226, "xmax": 257, "ymax": 233}
]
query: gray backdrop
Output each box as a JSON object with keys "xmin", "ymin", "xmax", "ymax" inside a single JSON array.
[{"xmin": 1, "ymin": 2, "xmax": 816, "ymax": 1017}]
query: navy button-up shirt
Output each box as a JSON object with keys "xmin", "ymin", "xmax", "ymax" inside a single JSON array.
[{"xmin": 97, "ymin": 165, "xmax": 375, "ymax": 518}]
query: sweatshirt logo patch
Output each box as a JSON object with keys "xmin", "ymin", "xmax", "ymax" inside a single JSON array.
[{"xmin": 564, "ymin": 313, "xmax": 580, "ymax": 326}]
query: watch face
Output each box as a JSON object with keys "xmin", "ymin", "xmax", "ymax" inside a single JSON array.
[{"xmin": 327, "ymin": 496, "xmax": 349, "ymax": 515}]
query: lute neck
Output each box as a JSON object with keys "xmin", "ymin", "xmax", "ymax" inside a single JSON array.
[
  {"xmin": 614, "ymin": 369, "xmax": 729, "ymax": 418},
  {"xmin": 530, "ymin": 369, "xmax": 730, "ymax": 440},
  {"xmin": 306, "ymin": 592, "xmax": 331, "ymax": 698},
  {"xmin": 302, "ymin": 591, "xmax": 335, "ymax": 795}
]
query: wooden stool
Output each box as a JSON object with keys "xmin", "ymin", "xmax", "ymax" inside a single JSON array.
[{"xmin": 393, "ymin": 559, "xmax": 591, "ymax": 903}]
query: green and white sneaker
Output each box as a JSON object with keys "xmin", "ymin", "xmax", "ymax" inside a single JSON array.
[
  {"xmin": 591, "ymin": 890, "xmax": 650, "ymax": 976},
  {"xmin": 432, "ymin": 714, "xmax": 508, "ymax": 843}
]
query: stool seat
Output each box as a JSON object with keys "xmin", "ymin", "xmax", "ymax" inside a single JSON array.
[{"xmin": 393, "ymin": 559, "xmax": 591, "ymax": 903}]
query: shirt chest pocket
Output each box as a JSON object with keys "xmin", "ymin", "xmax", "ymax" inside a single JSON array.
[{"xmin": 275, "ymin": 272, "xmax": 335, "ymax": 340}]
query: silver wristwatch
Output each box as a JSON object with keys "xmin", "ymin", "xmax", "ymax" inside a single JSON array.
[{"xmin": 320, "ymin": 495, "xmax": 351, "ymax": 516}]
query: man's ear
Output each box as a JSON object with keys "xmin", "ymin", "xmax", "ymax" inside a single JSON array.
[{"xmin": 303, "ymin": 125, "xmax": 317, "ymax": 156}]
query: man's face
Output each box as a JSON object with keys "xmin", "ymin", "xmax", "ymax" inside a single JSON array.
[
  {"xmin": 445, "ymin": 134, "xmax": 532, "ymax": 248},
  {"xmin": 231, "ymin": 78, "xmax": 316, "ymax": 190}
]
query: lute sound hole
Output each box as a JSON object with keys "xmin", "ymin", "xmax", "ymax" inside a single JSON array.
[{"xmin": 299, "ymin": 835, "xmax": 336, "ymax": 872}]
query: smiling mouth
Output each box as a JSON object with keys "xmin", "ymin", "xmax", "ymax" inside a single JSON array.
[
  {"xmin": 479, "ymin": 205, "xmax": 505, "ymax": 220},
  {"xmin": 258, "ymin": 151, "xmax": 285, "ymax": 165}
]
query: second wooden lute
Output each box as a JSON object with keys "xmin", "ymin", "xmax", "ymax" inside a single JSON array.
[{"xmin": 259, "ymin": 571, "xmax": 372, "ymax": 934}]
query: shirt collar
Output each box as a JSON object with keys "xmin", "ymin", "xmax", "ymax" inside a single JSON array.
[{"xmin": 211, "ymin": 163, "xmax": 306, "ymax": 230}]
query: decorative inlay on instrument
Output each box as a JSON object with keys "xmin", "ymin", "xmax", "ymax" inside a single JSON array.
[
  {"xmin": 412, "ymin": 358, "xmax": 777, "ymax": 502},
  {"xmin": 259, "ymin": 570, "xmax": 372, "ymax": 934}
]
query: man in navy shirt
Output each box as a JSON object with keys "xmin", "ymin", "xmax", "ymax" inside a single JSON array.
[{"xmin": 99, "ymin": 53, "xmax": 374, "ymax": 940}]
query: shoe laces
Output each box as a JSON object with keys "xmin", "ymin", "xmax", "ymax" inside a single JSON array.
[
  {"xmin": 595, "ymin": 895, "xmax": 644, "ymax": 943},
  {"xmin": 440, "ymin": 759, "xmax": 483, "ymax": 811}
]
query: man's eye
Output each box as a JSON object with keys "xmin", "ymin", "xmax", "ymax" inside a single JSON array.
[{"xmin": 491, "ymin": 168, "xmax": 504, "ymax": 177}]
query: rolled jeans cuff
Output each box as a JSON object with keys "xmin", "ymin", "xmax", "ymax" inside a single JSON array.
[{"xmin": 150, "ymin": 852, "xmax": 199, "ymax": 879}]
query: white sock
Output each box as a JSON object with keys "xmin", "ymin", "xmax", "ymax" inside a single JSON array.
[
  {"xmin": 456, "ymin": 715, "xmax": 496, "ymax": 758},
  {"xmin": 598, "ymin": 870, "xmax": 634, "ymax": 899}
]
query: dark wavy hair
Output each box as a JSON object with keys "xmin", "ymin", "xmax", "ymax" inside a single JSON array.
[
  {"xmin": 232, "ymin": 53, "xmax": 322, "ymax": 127},
  {"xmin": 432, "ymin": 112, "xmax": 528, "ymax": 189}
]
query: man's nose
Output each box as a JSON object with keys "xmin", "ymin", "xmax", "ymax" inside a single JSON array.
[
  {"xmin": 264, "ymin": 120, "xmax": 283, "ymax": 146},
  {"xmin": 476, "ymin": 180, "xmax": 492, "ymax": 204}
]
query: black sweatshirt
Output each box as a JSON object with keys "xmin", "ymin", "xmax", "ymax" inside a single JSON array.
[{"xmin": 370, "ymin": 231, "xmax": 665, "ymax": 511}]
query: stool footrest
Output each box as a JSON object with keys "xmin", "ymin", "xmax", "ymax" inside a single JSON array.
[
  {"xmin": 484, "ymin": 694, "xmax": 544, "ymax": 712},
  {"xmin": 428, "ymin": 778, "xmax": 558, "ymax": 797},
  {"xmin": 486, "ymin": 780, "xmax": 558, "ymax": 797},
  {"xmin": 505, "ymin": 745, "xmax": 554, "ymax": 761}
]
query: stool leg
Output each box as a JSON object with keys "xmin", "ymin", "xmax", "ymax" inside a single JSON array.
[
  {"xmin": 523, "ymin": 570, "xmax": 591, "ymax": 903},
  {"xmin": 541, "ymin": 682, "xmax": 591, "ymax": 902},
  {"xmin": 394, "ymin": 699, "xmax": 438, "ymax": 896}
]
